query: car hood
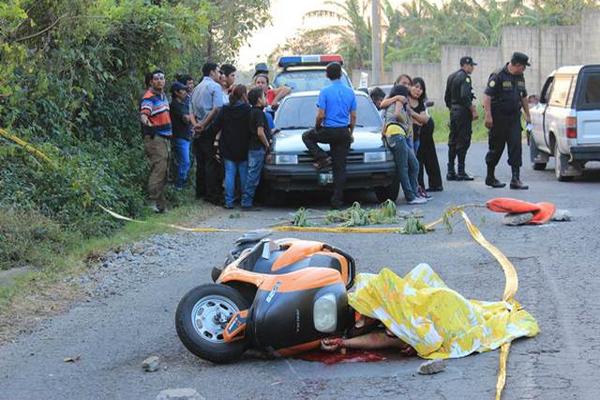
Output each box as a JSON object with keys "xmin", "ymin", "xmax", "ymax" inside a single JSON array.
[{"xmin": 273, "ymin": 126, "xmax": 385, "ymax": 153}]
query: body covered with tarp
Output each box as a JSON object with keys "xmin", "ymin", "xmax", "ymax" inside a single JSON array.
[{"xmin": 348, "ymin": 264, "xmax": 539, "ymax": 359}]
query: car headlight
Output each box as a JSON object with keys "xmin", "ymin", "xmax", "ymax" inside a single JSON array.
[
  {"xmin": 363, "ymin": 151, "xmax": 386, "ymax": 163},
  {"xmin": 313, "ymin": 293, "xmax": 337, "ymax": 333},
  {"xmin": 275, "ymin": 154, "xmax": 298, "ymax": 165}
]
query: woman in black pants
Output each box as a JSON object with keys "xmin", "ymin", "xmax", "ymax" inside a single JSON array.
[{"xmin": 409, "ymin": 77, "xmax": 443, "ymax": 192}]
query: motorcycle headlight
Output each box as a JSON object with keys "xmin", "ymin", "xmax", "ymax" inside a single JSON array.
[
  {"xmin": 363, "ymin": 151, "xmax": 386, "ymax": 163},
  {"xmin": 313, "ymin": 293, "xmax": 337, "ymax": 333},
  {"xmin": 275, "ymin": 154, "xmax": 298, "ymax": 165}
]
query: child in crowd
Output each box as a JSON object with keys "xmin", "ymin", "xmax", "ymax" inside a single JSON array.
[
  {"xmin": 382, "ymin": 84, "xmax": 427, "ymax": 205},
  {"xmin": 242, "ymin": 87, "xmax": 272, "ymax": 210}
]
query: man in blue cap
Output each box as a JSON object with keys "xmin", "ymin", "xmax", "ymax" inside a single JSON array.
[
  {"xmin": 483, "ymin": 52, "xmax": 532, "ymax": 190},
  {"xmin": 444, "ymin": 56, "xmax": 478, "ymax": 181}
]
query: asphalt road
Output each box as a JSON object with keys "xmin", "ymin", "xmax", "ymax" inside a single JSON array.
[{"xmin": 2, "ymin": 143, "xmax": 600, "ymax": 400}]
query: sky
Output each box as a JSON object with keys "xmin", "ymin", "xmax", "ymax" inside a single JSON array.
[{"xmin": 237, "ymin": 0, "xmax": 416, "ymax": 70}]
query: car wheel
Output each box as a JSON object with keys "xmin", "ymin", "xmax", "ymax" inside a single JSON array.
[
  {"xmin": 374, "ymin": 180, "xmax": 400, "ymax": 203},
  {"xmin": 554, "ymin": 145, "xmax": 573, "ymax": 182}
]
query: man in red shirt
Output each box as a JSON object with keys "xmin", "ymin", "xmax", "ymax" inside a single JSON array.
[{"xmin": 140, "ymin": 69, "xmax": 172, "ymax": 213}]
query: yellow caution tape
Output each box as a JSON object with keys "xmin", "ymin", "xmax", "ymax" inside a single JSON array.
[
  {"xmin": 1, "ymin": 123, "xmax": 522, "ymax": 399},
  {"xmin": 436, "ymin": 209, "xmax": 519, "ymax": 400},
  {"xmin": 101, "ymin": 203, "xmax": 522, "ymax": 399},
  {"xmin": 0, "ymin": 128, "xmax": 56, "ymax": 167}
]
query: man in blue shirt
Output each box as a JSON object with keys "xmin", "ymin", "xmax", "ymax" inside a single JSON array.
[
  {"xmin": 191, "ymin": 62, "xmax": 224, "ymax": 204},
  {"xmin": 302, "ymin": 62, "xmax": 357, "ymax": 209}
]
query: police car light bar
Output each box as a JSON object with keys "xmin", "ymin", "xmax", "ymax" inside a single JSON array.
[{"xmin": 278, "ymin": 54, "xmax": 344, "ymax": 68}]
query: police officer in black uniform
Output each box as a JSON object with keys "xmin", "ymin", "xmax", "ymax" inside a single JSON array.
[
  {"xmin": 483, "ymin": 52, "xmax": 532, "ymax": 190},
  {"xmin": 444, "ymin": 56, "xmax": 478, "ymax": 181}
]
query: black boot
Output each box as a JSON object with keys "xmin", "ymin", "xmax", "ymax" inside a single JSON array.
[
  {"xmin": 456, "ymin": 164, "xmax": 474, "ymax": 181},
  {"xmin": 485, "ymin": 165, "xmax": 506, "ymax": 188},
  {"xmin": 510, "ymin": 166, "xmax": 528, "ymax": 190},
  {"xmin": 446, "ymin": 163, "xmax": 457, "ymax": 181}
]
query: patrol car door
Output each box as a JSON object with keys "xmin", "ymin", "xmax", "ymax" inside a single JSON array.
[{"xmin": 535, "ymin": 77, "xmax": 554, "ymax": 153}]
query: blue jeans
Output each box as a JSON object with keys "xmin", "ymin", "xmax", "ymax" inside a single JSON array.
[
  {"xmin": 172, "ymin": 138, "xmax": 191, "ymax": 188},
  {"xmin": 242, "ymin": 148, "xmax": 265, "ymax": 207},
  {"xmin": 224, "ymin": 159, "xmax": 248, "ymax": 207},
  {"xmin": 387, "ymin": 135, "xmax": 419, "ymax": 201}
]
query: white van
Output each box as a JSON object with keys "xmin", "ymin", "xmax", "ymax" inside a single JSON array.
[{"xmin": 529, "ymin": 65, "xmax": 600, "ymax": 181}]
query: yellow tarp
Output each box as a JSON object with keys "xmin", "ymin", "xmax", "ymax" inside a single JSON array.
[{"xmin": 348, "ymin": 264, "xmax": 540, "ymax": 359}]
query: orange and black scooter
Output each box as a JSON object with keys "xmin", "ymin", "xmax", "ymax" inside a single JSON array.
[{"xmin": 175, "ymin": 231, "xmax": 355, "ymax": 363}]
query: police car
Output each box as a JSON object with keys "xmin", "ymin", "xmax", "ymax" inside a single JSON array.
[
  {"xmin": 273, "ymin": 54, "xmax": 353, "ymax": 93},
  {"xmin": 262, "ymin": 90, "xmax": 398, "ymax": 202}
]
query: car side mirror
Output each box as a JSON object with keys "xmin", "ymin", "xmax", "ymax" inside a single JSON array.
[{"xmin": 425, "ymin": 100, "xmax": 435, "ymax": 107}]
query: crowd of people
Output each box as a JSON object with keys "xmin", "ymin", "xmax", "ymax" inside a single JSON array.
[
  {"xmin": 140, "ymin": 63, "xmax": 283, "ymax": 213},
  {"xmin": 139, "ymin": 51, "xmax": 532, "ymax": 212}
]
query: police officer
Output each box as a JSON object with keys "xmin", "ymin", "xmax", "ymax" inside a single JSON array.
[
  {"xmin": 483, "ymin": 52, "xmax": 532, "ymax": 190},
  {"xmin": 444, "ymin": 56, "xmax": 478, "ymax": 181}
]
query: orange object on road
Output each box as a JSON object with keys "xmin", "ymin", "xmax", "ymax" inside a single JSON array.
[
  {"xmin": 529, "ymin": 202, "xmax": 556, "ymax": 225},
  {"xmin": 486, "ymin": 198, "xmax": 542, "ymax": 214},
  {"xmin": 486, "ymin": 197, "xmax": 556, "ymax": 225}
]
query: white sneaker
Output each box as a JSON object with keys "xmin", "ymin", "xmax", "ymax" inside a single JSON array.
[
  {"xmin": 408, "ymin": 197, "xmax": 427, "ymax": 205},
  {"xmin": 418, "ymin": 195, "xmax": 432, "ymax": 202}
]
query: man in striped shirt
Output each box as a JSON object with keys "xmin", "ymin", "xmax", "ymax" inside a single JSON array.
[{"xmin": 140, "ymin": 69, "xmax": 172, "ymax": 213}]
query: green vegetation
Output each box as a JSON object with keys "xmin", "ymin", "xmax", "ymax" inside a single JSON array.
[
  {"xmin": 275, "ymin": 0, "xmax": 600, "ymax": 69},
  {"xmin": 429, "ymin": 105, "xmax": 489, "ymax": 144},
  {"xmin": 0, "ymin": 1, "xmax": 268, "ymax": 310}
]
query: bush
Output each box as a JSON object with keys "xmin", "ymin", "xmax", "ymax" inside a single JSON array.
[{"xmin": 0, "ymin": 208, "xmax": 70, "ymax": 271}]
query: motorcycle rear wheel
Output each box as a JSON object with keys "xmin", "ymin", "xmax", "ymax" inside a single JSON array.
[{"xmin": 175, "ymin": 284, "xmax": 249, "ymax": 363}]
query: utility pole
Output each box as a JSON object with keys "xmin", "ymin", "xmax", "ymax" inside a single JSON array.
[{"xmin": 371, "ymin": 0, "xmax": 383, "ymax": 85}]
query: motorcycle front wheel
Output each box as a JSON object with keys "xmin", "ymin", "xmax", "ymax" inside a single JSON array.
[{"xmin": 175, "ymin": 284, "xmax": 249, "ymax": 363}]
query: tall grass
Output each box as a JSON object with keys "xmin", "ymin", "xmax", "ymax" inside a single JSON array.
[{"xmin": 428, "ymin": 105, "xmax": 489, "ymax": 145}]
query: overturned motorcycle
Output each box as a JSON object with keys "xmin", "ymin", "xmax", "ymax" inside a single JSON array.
[{"xmin": 175, "ymin": 231, "xmax": 356, "ymax": 363}]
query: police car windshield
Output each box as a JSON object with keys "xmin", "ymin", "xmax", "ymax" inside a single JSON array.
[
  {"xmin": 276, "ymin": 95, "xmax": 382, "ymax": 130},
  {"xmin": 274, "ymin": 70, "xmax": 352, "ymax": 92}
]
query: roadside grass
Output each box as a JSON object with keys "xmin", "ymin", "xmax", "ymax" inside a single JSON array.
[
  {"xmin": 429, "ymin": 105, "xmax": 488, "ymax": 144},
  {"xmin": 0, "ymin": 188, "xmax": 218, "ymax": 338}
]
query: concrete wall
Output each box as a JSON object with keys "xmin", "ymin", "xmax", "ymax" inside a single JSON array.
[
  {"xmin": 352, "ymin": 9, "xmax": 600, "ymax": 105},
  {"xmin": 581, "ymin": 10, "xmax": 600, "ymax": 65},
  {"xmin": 441, "ymin": 45, "xmax": 502, "ymax": 103},
  {"xmin": 391, "ymin": 63, "xmax": 442, "ymax": 102}
]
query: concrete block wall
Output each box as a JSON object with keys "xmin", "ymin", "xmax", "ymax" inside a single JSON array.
[
  {"xmin": 352, "ymin": 10, "xmax": 600, "ymax": 105},
  {"xmin": 581, "ymin": 10, "xmax": 600, "ymax": 65},
  {"xmin": 391, "ymin": 63, "xmax": 442, "ymax": 102},
  {"xmin": 441, "ymin": 45, "xmax": 502, "ymax": 103}
]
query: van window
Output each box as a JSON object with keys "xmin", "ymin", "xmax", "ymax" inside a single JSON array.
[
  {"xmin": 580, "ymin": 73, "xmax": 600, "ymax": 107},
  {"xmin": 548, "ymin": 75, "xmax": 573, "ymax": 108}
]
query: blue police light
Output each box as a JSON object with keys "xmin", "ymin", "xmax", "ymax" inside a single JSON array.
[{"xmin": 278, "ymin": 54, "xmax": 344, "ymax": 68}]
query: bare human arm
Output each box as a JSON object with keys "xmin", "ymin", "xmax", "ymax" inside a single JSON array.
[
  {"xmin": 521, "ymin": 97, "xmax": 531, "ymax": 123},
  {"xmin": 349, "ymin": 110, "xmax": 356, "ymax": 136},
  {"xmin": 257, "ymin": 126, "xmax": 270, "ymax": 151},
  {"xmin": 315, "ymin": 108, "xmax": 325, "ymax": 130},
  {"xmin": 380, "ymin": 95, "xmax": 406, "ymax": 110},
  {"xmin": 271, "ymin": 86, "xmax": 291, "ymax": 107}
]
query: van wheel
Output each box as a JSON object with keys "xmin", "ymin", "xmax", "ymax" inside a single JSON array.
[{"xmin": 554, "ymin": 145, "xmax": 573, "ymax": 182}]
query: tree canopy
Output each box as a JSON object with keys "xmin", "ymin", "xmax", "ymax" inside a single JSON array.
[
  {"xmin": 284, "ymin": 0, "xmax": 600, "ymax": 69},
  {"xmin": 0, "ymin": 0, "xmax": 269, "ymax": 241}
]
